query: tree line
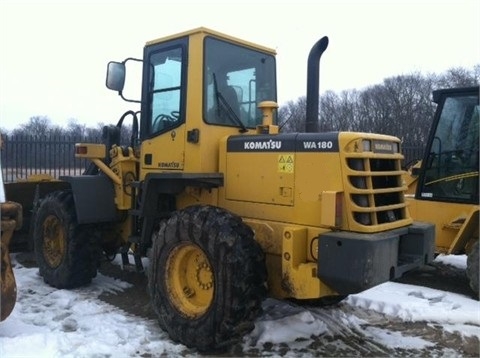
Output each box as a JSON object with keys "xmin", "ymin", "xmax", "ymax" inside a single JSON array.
[
  {"xmin": 279, "ymin": 66, "xmax": 479, "ymax": 150},
  {"xmin": 1, "ymin": 116, "xmax": 133, "ymax": 144}
]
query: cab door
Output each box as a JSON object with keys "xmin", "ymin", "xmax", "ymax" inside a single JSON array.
[{"xmin": 139, "ymin": 37, "xmax": 188, "ymax": 176}]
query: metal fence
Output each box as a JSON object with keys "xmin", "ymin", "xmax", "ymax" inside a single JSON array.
[
  {"xmin": 1, "ymin": 135, "xmax": 97, "ymax": 183},
  {"xmin": 1, "ymin": 135, "xmax": 425, "ymax": 183}
]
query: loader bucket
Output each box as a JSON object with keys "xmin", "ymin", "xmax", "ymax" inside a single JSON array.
[{"xmin": 1, "ymin": 201, "xmax": 22, "ymax": 321}]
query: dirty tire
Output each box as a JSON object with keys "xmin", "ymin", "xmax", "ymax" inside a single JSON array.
[
  {"xmin": 148, "ymin": 205, "xmax": 267, "ymax": 352},
  {"xmin": 33, "ymin": 190, "xmax": 100, "ymax": 289},
  {"xmin": 466, "ymin": 240, "xmax": 479, "ymax": 298}
]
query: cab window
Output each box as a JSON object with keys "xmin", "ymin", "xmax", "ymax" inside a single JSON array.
[
  {"xmin": 421, "ymin": 95, "xmax": 479, "ymax": 203},
  {"xmin": 148, "ymin": 47, "xmax": 183, "ymax": 134},
  {"xmin": 203, "ymin": 37, "xmax": 276, "ymax": 128}
]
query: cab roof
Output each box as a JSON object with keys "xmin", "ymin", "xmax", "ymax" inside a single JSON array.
[{"xmin": 145, "ymin": 27, "xmax": 277, "ymax": 55}]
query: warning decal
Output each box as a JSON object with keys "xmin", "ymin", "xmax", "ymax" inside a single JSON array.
[{"xmin": 278, "ymin": 154, "xmax": 294, "ymax": 173}]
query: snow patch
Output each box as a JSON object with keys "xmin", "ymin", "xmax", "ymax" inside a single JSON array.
[
  {"xmin": 248, "ymin": 308, "xmax": 328, "ymax": 345},
  {"xmin": 345, "ymin": 282, "xmax": 480, "ymax": 336},
  {"xmin": 434, "ymin": 254, "xmax": 468, "ymax": 270},
  {"xmin": 363, "ymin": 326, "xmax": 435, "ymax": 349}
]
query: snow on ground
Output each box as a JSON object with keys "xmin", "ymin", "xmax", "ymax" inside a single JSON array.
[
  {"xmin": 345, "ymin": 282, "xmax": 480, "ymax": 334},
  {"xmin": 0, "ymin": 262, "xmax": 185, "ymax": 357},
  {"xmin": 434, "ymin": 253, "xmax": 468, "ymax": 270},
  {"xmin": 0, "ymin": 254, "xmax": 479, "ymax": 357}
]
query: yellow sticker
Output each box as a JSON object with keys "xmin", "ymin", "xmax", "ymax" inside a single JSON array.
[{"xmin": 278, "ymin": 154, "xmax": 294, "ymax": 173}]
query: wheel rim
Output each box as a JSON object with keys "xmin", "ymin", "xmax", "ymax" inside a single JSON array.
[
  {"xmin": 42, "ymin": 214, "xmax": 66, "ymax": 268},
  {"xmin": 166, "ymin": 243, "xmax": 214, "ymax": 318}
]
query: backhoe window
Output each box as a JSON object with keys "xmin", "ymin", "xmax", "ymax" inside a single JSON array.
[
  {"xmin": 203, "ymin": 37, "xmax": 276, "ymax": 128},
  {"xmin": 421, "ymin": 95, "xmax": 479, "ymax": 203},
  {"xmin": 148, "ymin": 47, "xmax": 183, "ymax": 134}
]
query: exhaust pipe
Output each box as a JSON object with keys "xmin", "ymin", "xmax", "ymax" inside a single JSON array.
[{"xmin": 306, "ymin": 36, "xmax": 329, "ymax": 133}]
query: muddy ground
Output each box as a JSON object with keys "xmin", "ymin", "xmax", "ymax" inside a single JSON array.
[
  {"xmin": 14, "ymin": 252, "xmax": 479, "ymax": 356},
  {"xmin": 90, "ymin": 256, "xmax": 479, "ymax": 357}
]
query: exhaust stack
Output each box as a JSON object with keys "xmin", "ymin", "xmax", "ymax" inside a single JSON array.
[{"xmin": 306, "ymin": 36, "xmax": 329, "ymax": 133}]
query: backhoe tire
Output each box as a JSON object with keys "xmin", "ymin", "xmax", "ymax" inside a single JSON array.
[
  {"xmin": 148, "ymin": 205, "xmax": 267, "ymax": 352},
  {"xmin": 466, "ymin": 240, "xmax": 479, "ymax": 298},
  {"xmin": 33, "ymin": 190, "xmax": 100, "ymax": 289}
]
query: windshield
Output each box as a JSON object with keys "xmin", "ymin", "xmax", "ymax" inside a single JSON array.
[
  {"xmin": 420, "ymin": 94, "xmax": 479, "ymax": 203},
  {"xmin": 203, "ymin": 37, "xmax": 276, "ymax": 129}
]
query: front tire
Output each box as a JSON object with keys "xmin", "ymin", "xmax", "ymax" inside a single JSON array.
[
  {"xmin": 33, "ymin": 190, "xmax": 99, "ymax": 288},
  {"xmin": 466, "ymin": 240, "xmax": 479, "ymax": 298},
  {"xmin": 148, "ymin": 205, "xmax": 267, "ymax": 351}
]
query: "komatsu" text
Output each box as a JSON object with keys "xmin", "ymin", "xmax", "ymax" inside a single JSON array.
[{"xmin": 244, "ymin": 140, "xmax": 282, "ymax": 150}]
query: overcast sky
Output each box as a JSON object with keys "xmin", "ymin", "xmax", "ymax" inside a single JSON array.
[{"xmin": 0, "ymin": 0, "xmax": 479, "ymax": 131}]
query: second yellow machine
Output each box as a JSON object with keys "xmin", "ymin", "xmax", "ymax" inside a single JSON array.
[{"xmin": 28, "ymin": 28, "xmax": 434, "ymax": 350}]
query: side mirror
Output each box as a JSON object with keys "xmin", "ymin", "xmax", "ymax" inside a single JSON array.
[{"xmin": 106, "ymin": 61, "xmax": 126, "ymax": 92}]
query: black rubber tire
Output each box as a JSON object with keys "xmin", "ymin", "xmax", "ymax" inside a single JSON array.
[
  {"xmin": 33, "ymin": 190, "xmax": 100, "ymax": 289},
  {"xmin": 148, "ymin": 205, "xmax": 267, "ymax": 352},
  {"xmin": 466, "ymin": 240, "xmax": 479, "ymax": 299}
]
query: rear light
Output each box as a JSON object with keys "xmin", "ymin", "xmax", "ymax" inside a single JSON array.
[
  {"xmin": 74, "ymin": 143, "xmax": 106, "ymax": 158},
  {"xmin": 76, "ymin": 146, "xmax": 88, "ymax": 155}
]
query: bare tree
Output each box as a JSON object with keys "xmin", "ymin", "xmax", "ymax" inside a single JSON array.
[
  {"xmin": 357, "ymin": 73, "xmax": 435, "ymax": 146},
  {"xmin": 278, "ymin": 65, "xmax": 478, "ymax": 151},
  {"xmin": 434, "ymin": 66, "xmax": 479, "ymax": 89},
  {"xmin": 13, "ymin": 116, "xmax": 54, "ymax": 137},
  {"xmin": 279, "ymin": 97, "xmax": 307, "ymax": 133},
  {"xmin": 66, "ymin": 119, "xmax": 88, "ymax": 139}
]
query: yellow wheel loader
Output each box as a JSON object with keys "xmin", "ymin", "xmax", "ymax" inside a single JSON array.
[
  {"xmin": 404, "ymin": 86, "xmax": 479, "ymax": 298},
  {"xmin": 10, "ymin": 28, "xmax": 435, "ymax": 350}
]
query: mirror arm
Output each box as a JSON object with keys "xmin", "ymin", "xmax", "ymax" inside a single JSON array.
[{"xmin": 119, "ymin": 91, "xmax": 141, "ymax": 104}]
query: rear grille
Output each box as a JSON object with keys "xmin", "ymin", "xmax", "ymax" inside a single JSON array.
[{"xmin": 346, "ymin": 156, "xmax": 407, "ymax": 229}]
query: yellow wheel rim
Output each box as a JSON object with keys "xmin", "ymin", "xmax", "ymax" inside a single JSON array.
[
  {"xmin": 166, "ymin": 243, "xmax": 214, "ymax": 318},
  {"xmin": 42, "ymin": 214, "xmax": 66, "ymax": 268}
]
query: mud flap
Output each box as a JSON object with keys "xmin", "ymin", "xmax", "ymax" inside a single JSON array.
[
  {"xmin": 317, "ymin": 222, "xmax": 435, "ymax": 295},
  {"xmin": 61, "ymin": 175, "xmax": 116, "ymax": 224}
]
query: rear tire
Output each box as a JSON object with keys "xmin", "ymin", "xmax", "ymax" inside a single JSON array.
[
  {"xmin": 466, "ymin": 240, "xmax": 479, "ymax": 298},
  {"xmin": 33, "ymin": 190, "xmax": 100, "ymax": 289},
  {"xmin": 148, "ymin": 205, "xmax": 267, "ymax": 352}
]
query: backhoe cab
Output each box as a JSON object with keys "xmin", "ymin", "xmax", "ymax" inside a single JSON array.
[
  {"xmin": 405, "ymin": 86, "xmax": 479, "ymax": 297},
  {"xmin": 30, "ymin": 28, "xmax": 434, "ymax": 351}
]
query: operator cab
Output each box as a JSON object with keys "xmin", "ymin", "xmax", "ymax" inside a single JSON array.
[
  {"xmin": 140, "ymin": 30, "xmax": 277, "ymax": 136},
  {"xmin": 416, "ymin": 87, "xmax": 479, "ymax": 204},
  {"xmin": 106, "ymin": 27, "xmax": 277, "ymax": 174}
]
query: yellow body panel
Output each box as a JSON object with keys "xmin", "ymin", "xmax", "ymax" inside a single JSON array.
[
  {"xmin": 211, "ymin": 132, "xmax": 410, "ymax": 298},
  {"xmin": 225, "ymin": 152, "xmax": 295, "ymax": 206},
  {"xmin": 407, "ymin": 198, "xmax": 479, "ymax": 254},
  {"xmin": 242, "ymin": 218, "xmax": 336, "ymax": 299}
]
